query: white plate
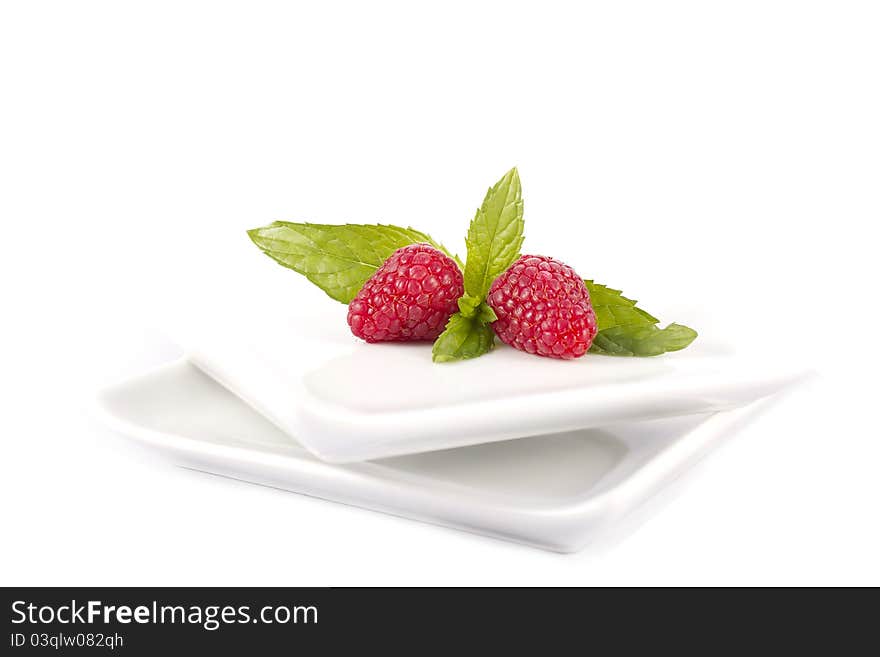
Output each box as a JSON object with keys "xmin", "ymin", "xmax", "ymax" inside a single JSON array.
[
  {"xmin": 169, "ymin": 300, "xmax": 805, "ymax": 462},
  {"xmin": 96, "ymin": 359, "xmax": 779, "ymax": 553}
]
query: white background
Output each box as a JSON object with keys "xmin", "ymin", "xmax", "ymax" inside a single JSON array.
[{"xmin": 1, "ymin": 1, "xmax": 878, "ymax": 585}]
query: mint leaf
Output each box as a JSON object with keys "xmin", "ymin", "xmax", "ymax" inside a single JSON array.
[
  {"xmin": 463, "ymin": 167, "xmax": 524, "ymax": 300},
  {"xmin": 585, "ymin": 280, "xmax": 658, "ymax": 331},
  {"xmin": 477, "ymin": 302, "xmax": 497, "ymax": 324},
  {"xmin": 593, "ymin": 305, "xmax": 659, "ymax": 332},
  {"xmin": 584, "ymin": 280, "xmax": 696, "ymax": 356},
  {"xmin": 456, "ymin": 294, "xmax": 482, "ymax": 318},
  {"xmin": 247, "ymin": 222, "xmax": 456, "ymax": 304},
  {"xmin": 432, "ymin": 313, "xmax": 495, "ymax": 363},
  {"xmin": 434, "ymin": 167, "xmax": 522, "ymax": 363},
  {"xmin": 584, "ymin": 281, "xmax": 639, "ymax": 307},
  {"xmin": 590, "ymin": 323, "xmax": 698, "ymax": 357}
]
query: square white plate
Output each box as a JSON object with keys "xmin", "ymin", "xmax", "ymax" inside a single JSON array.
[
  {"xmin": 96, "ymin": 359, "xmax": 779, "ymax": 553},
  {"xmin": 169, "ymin": 298, "xmax": 805, "ymax": 462}
]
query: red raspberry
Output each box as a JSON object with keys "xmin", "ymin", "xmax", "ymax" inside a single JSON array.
[
  {"xmin": 487, "ymin": 255, "xmax": 598, "ymax": 359},
  {"xmin": 348, "ymin": 244, "xmax": 464, "ymax": 343}
]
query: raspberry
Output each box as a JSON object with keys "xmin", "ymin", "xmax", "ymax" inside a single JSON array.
[
  {"xmin": 348, "ymin": 244, "xmax": 464, "ymax": 343},
  {"xmin": 487, "ymin": 255, "xmax": 598, "ymax": 359}
]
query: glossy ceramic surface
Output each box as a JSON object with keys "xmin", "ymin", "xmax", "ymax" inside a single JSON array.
[
  {"xmin": 169, "ymin": 305, "xmax": 804, "ymax": 462},
  {"xmin": 97, "ymin": 359, "xmax": 776, "ymax": 552}
]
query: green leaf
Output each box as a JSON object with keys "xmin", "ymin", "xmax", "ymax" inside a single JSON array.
[
  {"xmin": 247, "ymin": 222, "xmax": 457, "ymax": 304},
  {"xmin": 592, "ymin": 305, "xmax": 659, "ymax": 332},
  {"xmin": 584, "ymin": 280, "xmax": 658, "ymax": 331},
  {"xmin": 432, "ymin": 313, "xmax": 495, "ymax": 363},
  {"xmin": 433, "ymin": 167, "xmax": 522, "ymax": 363},
  {"xmin": 463, "ymin": 167, "xmax": 524, "ymax": 300},
  {"xmin": 477, "ymin": 302, "xmax": 497, "ymax": 324},
  {"xmin": 584, "ymin": 280, "xmax": 636, "ymax": 308},
  {"xmin": 584, "ymin": 280, "xmax": 696, "ymax": 356},
  {"xmin": 457, "ymin": 294, "xmax": 482, "ymax": 318},
  {"xmin": 590, "ymin": 323, "xmax": 698, "ymax": 357}
]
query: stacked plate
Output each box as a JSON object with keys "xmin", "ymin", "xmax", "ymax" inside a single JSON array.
[{"xmin": 97, "ymin": 301, "xmax": 804, "ymax": 552}]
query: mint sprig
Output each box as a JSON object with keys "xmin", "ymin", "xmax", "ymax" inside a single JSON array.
[
  {"xmin": 432, "ymin": 167, "xmax": 523, "ymax": 362},
  {"xmin": 248, "ymin": 169, "xmax": 698, "ymax": 362},
  {"xmin": 247, "ymin": 222, "xmax": 456, "ymax": 303}
]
